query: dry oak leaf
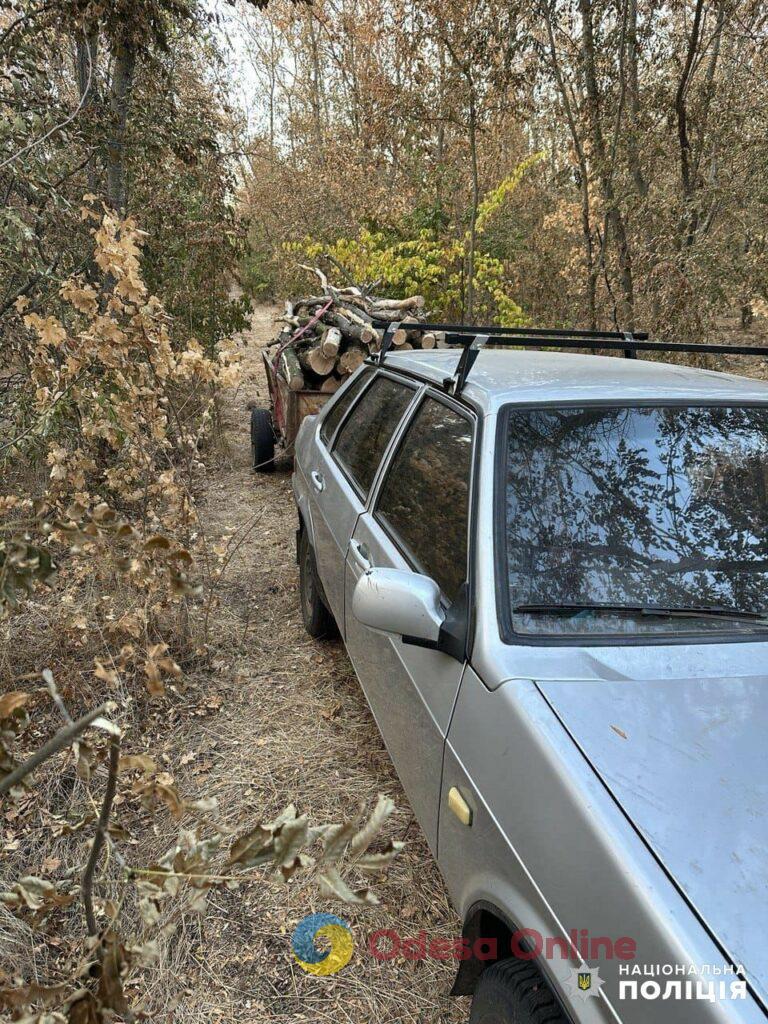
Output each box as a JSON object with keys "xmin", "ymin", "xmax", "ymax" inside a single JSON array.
[
  {"xmin": 349, "ymin": 794, "xmax": 396, "ymax": 857},
  {"xmin": 0, "ymin": 691, "xmax": 31, "ymax": 719},
  {"xmin": 118, "ymin": 754, "xmax": 156, "ymax": 775},
  {"xmin": 93, "ymin": 660, "xmax": 119, "ymax": 686},
  {"xmin": 317, "ymin": 867, "xmax": 378, "ymax": 905},
  {"xmin": 68, "ymin": 991, "xmax": 100, "ymax": 1024},
  {"xmin": 0, "ymin": 876, "xmax": 75, "ymax": 915},
  {"xmin": 0, "ymin": 982, "xmax": 69, "ymax": 1010},
  {"xmin": 97, "ymin": 930, "xmax": 130, "ymax": 1016}
]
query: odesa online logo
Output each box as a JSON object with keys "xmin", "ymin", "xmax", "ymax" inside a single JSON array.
[{"xmin": 292, "ymin": 913, "xmax": 354, "ymax": 976}]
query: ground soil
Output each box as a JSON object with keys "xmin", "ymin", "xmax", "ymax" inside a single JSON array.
[{"xmin": 164, "ymin": 304, "xmax": 468, "ymax": 1023}]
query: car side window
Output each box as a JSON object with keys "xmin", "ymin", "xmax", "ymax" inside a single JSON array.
[
  {"xmin": 319, "ymin": 369, "xmax": 372, "ymax": 446},
  {"xmin": 376, "ymin": 395, "xmax": 473, "ymax": 601},
  {"xmin": 332, "ymin": 376, "xmax": 415, "ymax": 496}
]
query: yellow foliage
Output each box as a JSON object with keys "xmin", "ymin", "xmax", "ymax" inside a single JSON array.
[
  {"xmin": 475, "ymin": 152, "xmax": 545, "ymax": 236},
  {"xmin": 286, "ymin": 155, "xmax": 543, "ymax": 326},
  {"xmin": 288, "ymin": 226, "xmax": 525, "ymax": 326}
]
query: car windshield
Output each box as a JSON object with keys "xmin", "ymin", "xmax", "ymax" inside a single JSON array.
[{"xmin": 500, "ymin": 404, "xmax": 768, "ymax": 637}]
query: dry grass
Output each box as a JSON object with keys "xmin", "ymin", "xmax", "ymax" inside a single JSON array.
[
  {"xmin": 0, "ymin": 303, "xmax": 468, "ymax": 1023},
  {"xmin": 138, "ymin": 304, "xmax": 467, "ymax": 1023}
]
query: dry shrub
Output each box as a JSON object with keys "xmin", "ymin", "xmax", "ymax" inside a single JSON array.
[{"xmin": 0, "ymin": 212, "xmax": 403, "ymax": 1021}]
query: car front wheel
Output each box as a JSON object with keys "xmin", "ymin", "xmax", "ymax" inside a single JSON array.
[{"xmin": 469, "ymin": 958, "xmax": 567, "ymax": 1024}]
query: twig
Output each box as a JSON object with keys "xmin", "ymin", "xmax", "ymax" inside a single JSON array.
[
  {"xmin": 42, "ymin": 668, "xmax": 73, "ymax": 725},
  {"xmin": 322, "ymin": 253, "xmax": 357, "ymax": 289},
  {"xmin": 0, "ymin": 29, "xmax": 93, "ymax": 172},
  {"xmin": 83, "ymin": 736, "xmax": 120, "ymax": 935},
  {"xmin": 0, "ymin": 702, "xmax": 109, "ymax": 797}
]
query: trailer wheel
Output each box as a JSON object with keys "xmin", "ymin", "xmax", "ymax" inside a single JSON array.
[{"xmin": 250, "ymin": 408, "xmax": 275, "ymax": 473}]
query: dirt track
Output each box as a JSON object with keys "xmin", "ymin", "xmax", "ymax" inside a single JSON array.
[{"xmin": 168, "ymin": 305, "xmax": 467, "ymax": 1023}]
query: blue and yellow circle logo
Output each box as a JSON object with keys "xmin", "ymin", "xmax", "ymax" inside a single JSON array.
[{"xmin": 291, "ymin": 913, "xmax": 354, "ymax": 975}]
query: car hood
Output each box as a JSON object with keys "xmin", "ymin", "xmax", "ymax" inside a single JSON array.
[{"xmin": 537, "ymin": 674, "xmax": 768, "ymax": 1007}]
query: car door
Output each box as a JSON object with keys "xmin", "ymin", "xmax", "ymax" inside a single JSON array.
[
  {"xmin": 344, "ymin": 390, "xmax": 476, "ymax": 853},
  {"xmin": 307, "ymin": 370, "xmax": 417, "ymax": 629}
]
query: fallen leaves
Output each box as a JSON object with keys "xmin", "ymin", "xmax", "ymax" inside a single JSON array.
[
  {"xmin": 0, "ymin": 691, "xmax": 31, "ymax": 719},
  {"xmin": 143, "ymin": 643, "xmax": 181, "ymax": 697},
  {"xmin": 0, "ymin": 876, "xmax": 76, "ymax": 917}
]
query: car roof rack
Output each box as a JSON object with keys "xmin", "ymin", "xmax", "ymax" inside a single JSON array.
[{"xmin": 371, "ymin": 319, "xmax": 768, "ymax": 397}]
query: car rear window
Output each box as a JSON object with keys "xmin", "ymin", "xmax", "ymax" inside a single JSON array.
[
  {"xmin": 332, "ymin": 375, "xmax": 414, "ymax": 496},
  {"xmin": 319, "ymin": 369, "xmax": 372, "ymax": 446},
  {"xmin": 376, "ymin": 396, "xmax": 473, "ymax": 601},
  {"xmin": 499, "ymin": 404, "xmax": 768, "ymax": 638}
]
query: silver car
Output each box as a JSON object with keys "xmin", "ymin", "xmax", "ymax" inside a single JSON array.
[{"xmin": 292, "ymin": 330, "xmax": 768, "ymax": 1024}]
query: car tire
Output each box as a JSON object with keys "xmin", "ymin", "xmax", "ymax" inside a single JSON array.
[
  {"xmin": 298, "ymin": 529, "xmax": 337, "ymax": 639},
  {"xmin": 469, "ymin": 958, "xmax": 567, "ymax": 1024},
  {"xmin": 250, "ymin": 408, "xmax": 275, "ymax": 473}
]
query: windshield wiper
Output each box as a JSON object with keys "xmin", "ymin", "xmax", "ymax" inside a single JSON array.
[{"xmin": 513, "ymin": 602, "xmax": 768, "ymax": 624}]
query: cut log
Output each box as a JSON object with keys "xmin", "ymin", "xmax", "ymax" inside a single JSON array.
[
  {"xmin": 280, "ymin": 346, "xmax": 305, "ymax": 391},
  {"xmin": 338, "ymin": 302, "xmax": 373, "ymax": 326},
  {"xmin": 320, "ymin": 326, "xmax": 342, "ymax": 358},
  {"xmin": 370, "ymin": 294, "xmax": 425, "ymax": 313},
  {"xmin": 391, "ymin": 327, "xmax": 409, "ymax": 346},
  {"xmin": 298, "ymin": 343, "xmax": 336, "ymax": 377},
  {"xmin": 367, "ymin": 308, "xmax": 405, "ymax": 322},
  {"xmin": 401, "ymin": 314, "xmax": 423, "ymax": 344},
  {"xmin": 421, "ymin": 332, "xmax": 437, "ymax": 349},
  {"xmin": 322, "ymin": 310, "xmax": 379, "ymax": 347},
  {"xmin": 338, "ymin": 293, "xmax": 372, "ymax": 312},
  {"xmin": 320, "ymin": 375, "xmax": 343, "ymax": 393},
  {"xmin": 397, "ymin": 341, "xmax": 414, "ymax": 350},
  {"xmin": 337, "ymin": 343, "xmax": 367, "ymax": 375}
]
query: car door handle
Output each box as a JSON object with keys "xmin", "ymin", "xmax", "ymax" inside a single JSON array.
[
  {"xmin": 310, "ymin": 471, "xmax": 325, "ymax": 492},
  {"xmin": 350, "ymin": 539, "xmax": 372, "ymax": 571}
]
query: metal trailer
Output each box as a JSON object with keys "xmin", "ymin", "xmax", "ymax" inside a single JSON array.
[{"xmin": 250, "ymin": 347, "xmax": 333, "ymax": 472}]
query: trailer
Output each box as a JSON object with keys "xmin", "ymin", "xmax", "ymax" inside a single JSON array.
[{"xmin": 250, "ymin": 347, "xmax": 333, "ymax": 472}]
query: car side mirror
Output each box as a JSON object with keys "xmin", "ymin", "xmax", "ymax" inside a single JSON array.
[{"xmin": 352, "ymin": 567, "xmax": 444, "ymax": 646}]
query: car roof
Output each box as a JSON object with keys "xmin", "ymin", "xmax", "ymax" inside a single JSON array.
[{"xmin": 384, "ymin": 348, "xmax": 768, "ymax": 413}]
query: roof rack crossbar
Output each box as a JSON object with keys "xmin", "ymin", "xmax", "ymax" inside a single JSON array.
[
  {"xmin": 371, "ymin": 319, "xmax": 651, "ymax": 341},
  {"xmin": 371, "ymin": 319, "xmax": 768, "ymax": 395}
]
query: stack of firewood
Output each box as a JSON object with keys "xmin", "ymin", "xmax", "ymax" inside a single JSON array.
[{"xmin": 267, "ymin": 265, "xmax": 446, "ymax": 393}]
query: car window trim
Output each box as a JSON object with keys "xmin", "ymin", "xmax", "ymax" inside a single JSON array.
[
  {"xmin": 329, "ymin": 371, "xmax": 420, "ymax": 502},
  {"xmin": 494, "ymin": 399, "xmax": 768, "ymax": 648},
  {"xmin": 318, "ymin": 367, "xmax": 375, "ymax": 449},
  {"xmin": 371, "ymin": 387, "xmax": 477, "ymax": 605}
]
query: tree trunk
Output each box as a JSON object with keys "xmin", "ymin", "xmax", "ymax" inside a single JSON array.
[
  {"xmin": 675, "ymin": 0, "xmax": 706, "ymax": 248},
  {"xmin": 625, "ymin": 0, "xmax": 648, "ymax": 199},
  {"xmin": 541, "ymin": 2, "xmax": 597, "ymax": 329},
  {"xmin": 106, "ymin": 38, "xmax": 136, "ymax": 213},
  {"xmin": 579, "ymin": 0, "xmax": 635, "ymax": 329},
  {"xmin": 466, "ymin": 86, "xmax": 480, "ymax": 323}
]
